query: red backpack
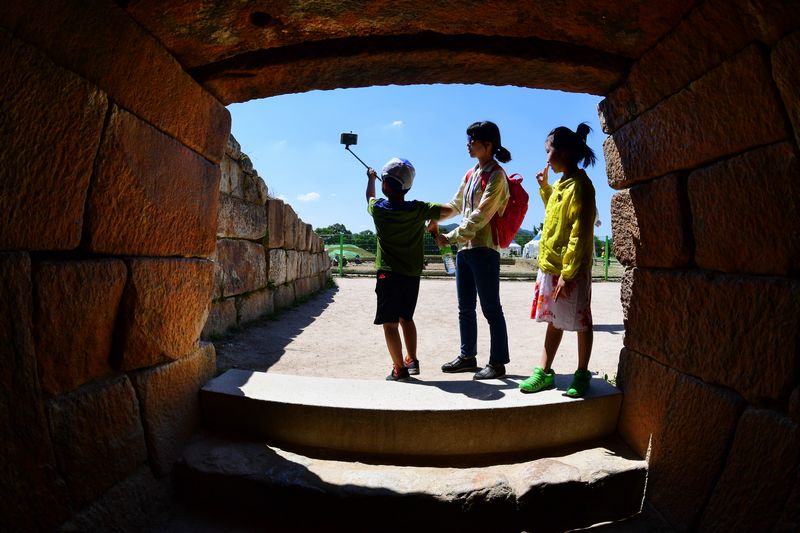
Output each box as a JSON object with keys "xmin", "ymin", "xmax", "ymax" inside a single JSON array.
[{"xmin": 465, "ymin": 164, "xmax": 529, "ymax": 249}]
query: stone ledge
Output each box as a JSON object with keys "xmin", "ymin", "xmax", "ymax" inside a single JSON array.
[
  {"xmin": 175, "ymin": 432, "xmax": 645, "ymax": 533},
  {"xmin": 201, "ymin": 370, "xmax": 622, "ymax": 461}
]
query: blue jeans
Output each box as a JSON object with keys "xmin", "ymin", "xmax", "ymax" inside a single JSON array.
[{"xmin": 456, "ymin": 247, "xmax": 510, "ymax": 365}]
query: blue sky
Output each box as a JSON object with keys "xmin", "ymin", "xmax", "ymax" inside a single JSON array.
[{"xmin": 228, "ymin": 84, "xmax": 613, "ymax": 238}]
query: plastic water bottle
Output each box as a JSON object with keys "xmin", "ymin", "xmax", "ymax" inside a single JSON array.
[{"xmin": 440, "ymin": 246, "xmax": 456, "ymax": 275}]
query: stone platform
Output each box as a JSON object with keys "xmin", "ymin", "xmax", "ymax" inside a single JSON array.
[{"xmin": 201, "ymin": 370, "xmax": 623, "ymax": 464}]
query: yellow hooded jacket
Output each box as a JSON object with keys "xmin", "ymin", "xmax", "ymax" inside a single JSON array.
[{"xmin": 538, "ymin": 169, "xmax": 596, "ymax": 281}]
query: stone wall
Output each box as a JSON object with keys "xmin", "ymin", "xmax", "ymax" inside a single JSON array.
[
  {"xmin": 602, "ymin": 2, "xmax": 800, "ymax": 529},
  {"xmin": 201, "ymin": 136, "xmax": 331, "ymax": 339},
  {"xmin": 0, "ymin": 2, "xmax": 227, "ymax": 530}
]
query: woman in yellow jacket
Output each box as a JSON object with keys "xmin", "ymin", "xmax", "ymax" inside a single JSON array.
[{"xmin": 520, "ymin": 123, "xmax": 597, "ymax": 397}]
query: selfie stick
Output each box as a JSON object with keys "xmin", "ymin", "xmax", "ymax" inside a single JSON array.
[{"xmin": 345, "ymin": 145, "xmax": 370, "ymax": 170}]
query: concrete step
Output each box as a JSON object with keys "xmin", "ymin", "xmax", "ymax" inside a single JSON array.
[
  {"xmin": 200, "ymin": 370, "xmax": 623, "ymax": 465},
  {"xmin": 173, "ymin": 431, "xmax": 647, "ymax": 533}
]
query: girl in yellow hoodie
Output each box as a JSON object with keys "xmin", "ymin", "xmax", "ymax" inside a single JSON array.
[{"xmin": 520, "ymin": 123, "xmax": 597, "ymax": 397}]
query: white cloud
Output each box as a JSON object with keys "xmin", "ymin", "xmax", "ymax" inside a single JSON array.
[
  {"xmin": 391, "ymin": 120, "xmax": 403, "ymax": 127},
  {"xmin": 383, "ymin": 120, "xmax": 404, "ymax": 130},
  {"xmin": 297, "ymin": 192, "xmax": 321, "ymax": 202}
]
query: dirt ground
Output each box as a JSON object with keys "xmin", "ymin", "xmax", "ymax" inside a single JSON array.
[{"xmin": 215, "ymin": 277, "xmax": 625, "ymax": 383}]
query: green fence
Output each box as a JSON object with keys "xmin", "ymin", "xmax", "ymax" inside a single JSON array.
[{"xmin": 317, "ymin": 232, "xmax": 618, "ymax": 280}]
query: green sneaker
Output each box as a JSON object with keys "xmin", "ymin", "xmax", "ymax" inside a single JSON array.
[
  {"xmin": 565, "ymin": 369, "xmax": 592, "ymax": 398},
  {"xmin": 519, "ymin": 367, "xmax": 555, "ymax": 393}
]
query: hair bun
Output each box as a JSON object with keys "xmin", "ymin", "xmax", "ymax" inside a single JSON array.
[{"xmin": 576, "ymin": 122, "xmax": 592, "ymax": 142}]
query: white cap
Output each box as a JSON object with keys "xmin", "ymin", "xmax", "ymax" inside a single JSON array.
[{"xmin": 381, "ymin": 158, "xmax": 415, "ymax": 191}]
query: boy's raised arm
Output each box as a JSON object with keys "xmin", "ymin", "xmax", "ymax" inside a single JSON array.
[{"xmin": 366, "ymin": 167, "xmax": 377, "ymax": 202}]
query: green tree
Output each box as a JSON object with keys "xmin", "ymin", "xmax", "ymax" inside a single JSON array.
[{"xmin": 314, "ymin": 223, "xmax": 351, "ymax": 236}]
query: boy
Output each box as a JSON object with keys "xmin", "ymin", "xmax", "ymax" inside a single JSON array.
[{"xmin": 367, "ymin": 158, "xmax": 454, "ymax": 381}]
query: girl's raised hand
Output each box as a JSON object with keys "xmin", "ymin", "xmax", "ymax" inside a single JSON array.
[{"xmin": 536, "ymin": 164, "xmax": 550, "ymax": 188}]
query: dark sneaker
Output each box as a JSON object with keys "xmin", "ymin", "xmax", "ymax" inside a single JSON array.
[
  {"xmin": 473, "ymin": 364, "xmax": 506, "ymax": 380},
  {"xmin": 386, "ymin": 367, "xmax": 411, "ymax": 382},
  {"xmin": 519, "ymin": 367, "xmax": 555, "ymax": 393},
  {"xmin": 441, "ymin": 356, "xmax": 479, "ymax": 373},
  {"xmin": 565, "ymin": 369, "xmax": 592, "ymax": 397},
  {"xmin": 404, "ymin": 357, "xmax": 420, "ymax": 375}
]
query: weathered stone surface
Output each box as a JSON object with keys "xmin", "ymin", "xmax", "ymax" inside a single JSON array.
[
  {"xmin": 202, "ymin": 298, "xmax": 237, "ymax": 339},
  {"xmin": 0, "ymin": 253, "xmax": 69, "ymax": 531},
  {"xmin": 274, "ymin": 283, "xmax": 296, "ymax": 310},
  {"xmin": 0, "ymin": 0, "xmax": 229, "ymax": 162},
  {"xmin": 610, "ymin": 174, "xmax": 690, "ymax": 268},
  {"xmin": 217, "ymin": 193, "xmax": 268, "ymax": 240},
  {"xmin": 238, "ymin": 290, "xmax": 274, "ymax": 324},
  {"xmin": 285, "ymin": 250, "xmax": 300, "ymax": 284},
  {"xmin": 267, "ymin": 249, "xmax": 287, "ymax": 286},
  {"xmin": 48, "ymin": 376, "xmax": 148, "ymax": 507},
  {"xmin": 773, "ymin": 31, "xmax": 800, "ymax": 155},
  {"xmin": 305, "ymin": 224, "xmax": 316, "ymax": 252},
  {"xmin": 283, "ymin": 204, "xmax": 298, "ymax": 250},
  {"xmin": 33, "ymin": 260, "xmax": 127, "ymax": 396},
  {"xmin": 226, "ymin": 134, "xmax": 241, "ymax": 160},
  {"xmin": 599, "ymin": 0, "xmax": 758, "ymax": 132},
  {"xmin": 266, "ymin": 199, "xmax": 286, "ymax": 249},
  {"xmin": 294, "ymin": 277, "xmax": 311, "ymax": 300},
  {"xmin": 742, "ymin": 0, "xmax": 800, "ymax": 44},
  {"xmin": 690, "ymin": 143, "xmax": 800, "ymax": 275},
  {"xmin": 59, "ymin": 466, "xmax": 170, "ymax": 532},
  {"xmin": 776, "ymin": 472, "xmax": 800, "ymax": 532},
  {"xmin": 219, "ymin": 154, "xmax": 243, "ymax": 197},
  {"xmin": 210, "ymin": 246, "xmax": 223, "ymax": 300},
  {"xmin": 622, "ymin": 268, "xmax": 800, "ymax": 403},
  {"xmin": 0, "ymin": 28, "xmax": 107, "ymax": 251},
  {"xmin": 216, "ymin": 239, "xmax": 267, "ymax": 297},
  {"xmin": 243, "ymin": 171, "xmax": 269, "ymax": 205},
  {"xmin": 200, "ymin": 46, "xmax": 626, "ymax": 105},
  {"xmin": 119, "ymin": 258, "xmax": 214, "ymax": 371},
  {"xmin": 124, "ymin": 1, "xmax": 692, "ymax": 69},
  {"xmin": 296, "ymin": 219, "xmax": 308, "ymax": 251},
  {"xmin": 86, "ymin": 107, "xmax": 220, "ymax": 257},
  {"xmin": 299, "ymin": 252, "xmax": 312, "ymax": 279},
  {"xmin": 605, "ymin": 46, "xmax": 789, "ymax": 189},
  {"xmin": 790, "ymin": 386, "xmax": 800, "ymax": 424},
  {"xmin": 700, "ymin": 408, "xmax": 799, "ymax": 531},
  {"xmin": 130, "ymin": 343, "xmax": 216, "ymax": 477},
  {"xmin": 616, "ymin": 348, "xmax": 678, "ymax": 459}
]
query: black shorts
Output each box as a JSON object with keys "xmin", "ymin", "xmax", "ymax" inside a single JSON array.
[{"xmin": 374, "ymin": 270, "xmax": 421, "ymax": 325}]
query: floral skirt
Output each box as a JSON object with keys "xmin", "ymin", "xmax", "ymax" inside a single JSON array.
[{"xmin": 530, "ymin": 269, "xmax": 593, "ymax": 332}]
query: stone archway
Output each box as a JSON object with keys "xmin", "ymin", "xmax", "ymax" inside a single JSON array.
[{"xmin": 1, "ymin": 1, "xmax": 798, "ymax": 530}]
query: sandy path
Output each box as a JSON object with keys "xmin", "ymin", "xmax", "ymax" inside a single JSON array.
[{"xmin": 215, "ymin": 277, "xmax": 625, "ymax": 383}]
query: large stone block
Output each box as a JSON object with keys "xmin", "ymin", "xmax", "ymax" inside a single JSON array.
[
  {"xmin": 219, "ymin": 154, "xmax": 243, "ymax": 197},
  {"xmin": 283, "ymin": 204, "xmax": 298, "ymax": 250},
  {"xmin": 623, "ymin": 268, "xmax": 800, "ymax": 403},
  {"xmin": 690, "ymin": 143, "xmax": 800, "ymax": 275},
  {"xmin": 299, "ymin": 252, "xmax": 313, "ymax": 279},
  {"xmin": 48, "ymin": 376, "xmax": 148, "ymax": 507},
  {"xmin": 86, "ymin": 107, "xmax": 220, "ymax": 257},
  {"xmin": 243, "ymin": 170, "xmax": 269, "ymax": 205},
  {"xmin": 605, "ymin": 46, "xmax": 789, "ymax": 189},
  {"xmin": 285, "ymin": 249, "xmax": 300, "ymax": 284},
  {"xmin": 274, "ymin": 283, "xmax": 296, "ymax": 310},
  {"xmin": 773, "ymin": 31, "xmax": 800, "ymax": 156},
  {"xmin": 238, "ymin": 290, "xmax": 274, "ymax": 324},
  {"xmin": 0, "ymin": 0, "xmax": 229, "ymax": 163},
  {"xmin": 217, "ymin": 239, "xmax": 267, "ymax": 297},
  {"xmin": 742, "ymin": 0, "xmax": 800, "ymax": 44},
  {"xmin": 266, "ymin": 199, "xmax": 285, "ymax": 249},
  {"xmin": 226, "ymin": 134, "xmax": 241, "ymax": 160},
  {"xmin": 610, "ymin": 174, "xmax": 691, "ymax": 268},
  {"xmin": 294, "ymin": 277, "xmax": 312, "ymax": 300},
  {"xmin": 130, "ymin": 343, "xmax": 216, "ymax": 477},
  {"xmin": 0, "ymin": 28, "xmax": 107, "ymax": 251},
  {"xmin": 119, "ymin": 258, "xmax": 214, "ymax": 371},
  {"xmin": 33, "ymin": 260, "xmax": 127, "ymax": 396},
  {"xmin": 776, "ymin": 472, "xmax": 800, "ymax": 532},
  {"xmin": 201, "ymin": 298, "xmax": 237, "ymax": 339},
  {"xmin": 267, "ymin": 249, "xmax": 287, "ymax": 286},
  {"xmin": 59, "ymin": 466, "xmax": 170, "ymax": 532},
  {"xmin": 305, "ymin": 224, "xmax": 316, "ymax": 252},
  {"xmin": 700, "ymin": 408, "xmax": 799, "ymax": 531},
  {"xmin": 0, "ymin": 253, "xmax": 69, "ymax": 531},
  {"xmin": 217, "ymin": 193, "xmax": 268, "ymax": 240},
  {"xmin": 296, "ymin": 219, "xmax": 308, "ymax": 251},
  {"xmin": 599, "ymin": 0, "xmax": 756, "ymax": 133},
  {"xmin": 791, "ymin": 386, "xmax": 800, "ymax": 424}
]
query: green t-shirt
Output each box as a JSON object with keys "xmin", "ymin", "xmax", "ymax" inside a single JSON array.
[{"xmin": 368, "ymin": 198, "xmax": 442, "ymax": 277}]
